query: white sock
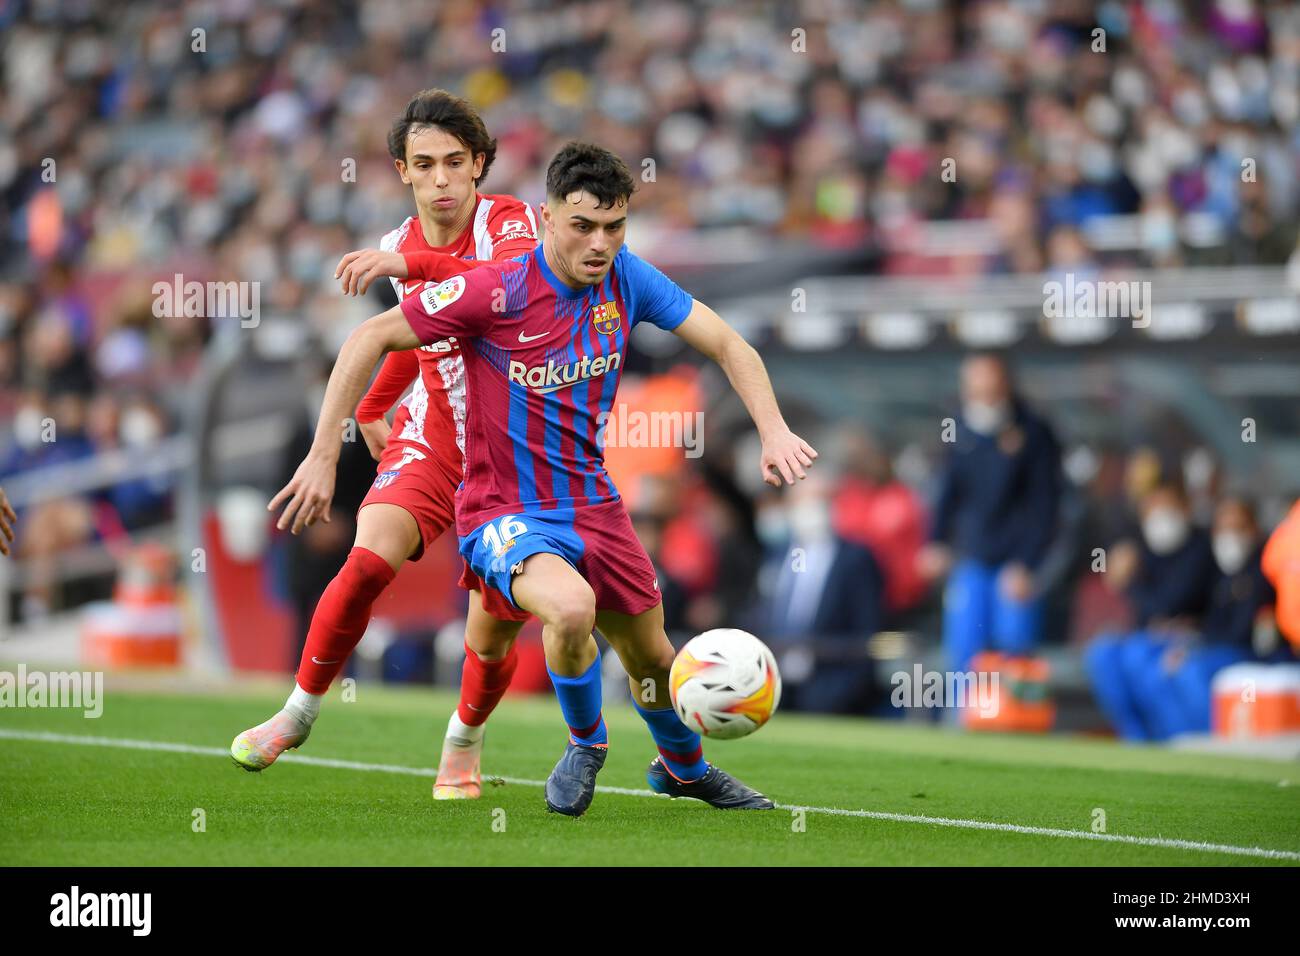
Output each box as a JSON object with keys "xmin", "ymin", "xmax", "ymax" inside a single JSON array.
[
  {"xmin": 284, "ymin": 684, "xmax": 322, "ymax": 725},
  {"xmin": 446, "ymin": 711, "xmax": 486, "ymax": 747}
]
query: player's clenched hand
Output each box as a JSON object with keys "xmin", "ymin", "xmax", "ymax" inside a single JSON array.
[
  {"xmin": 0, "ymin": 485, "xmax": 15, "ymax": 556},
  {"xmin": 268, "ymin": 453, "xmax": 337, "ymax": 534},
  {"xmin": 358, "ymin": 418, "xmax": 389, "ymax": 462},
  {"xmin": 760, "ymin": 430, "xmax": 817, "ymax": 487},
  {"xmin": 334, "ymin": 249, "xmax": 408, "ymax": 297}
]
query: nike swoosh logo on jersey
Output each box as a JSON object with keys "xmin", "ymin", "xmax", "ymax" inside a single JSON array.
[
  {"xmin": 518, "ymin": 330, "xmax": 548, "ymax": 343},
  {"xmin": 311, "ymin": 657, "xmax": 340, "ymax": 665}
]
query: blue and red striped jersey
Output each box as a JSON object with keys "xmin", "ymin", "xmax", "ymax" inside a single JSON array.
[{"xmin": 399, "ymin": 244, "xmax": 693, "ymax": 534}]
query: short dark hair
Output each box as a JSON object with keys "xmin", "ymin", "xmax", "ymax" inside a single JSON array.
[
  {"xmin": 1146, "ymin": 479, "xmax": 1189, "ymax": 505},
  {"xmin": 387, "ymin": 89, "xmax": 496, "ymax": 185},
  {"xmin": 546, "ymin": 142, "xmax": 636, "ymax": 209},
  {"xmin": 964, "ymin": 351, "xmax": 1013, "ymax": 381},
  {"xmin": 1216, "ymin": 494, "xmax": 1259, "ymax": 528}
]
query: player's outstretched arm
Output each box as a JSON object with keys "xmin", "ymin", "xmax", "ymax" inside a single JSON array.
[
  {"xmin": 269, "ymin": 306, "xmax": 422, "ymax": 533},
  {"xmin": 334, "ymin": 247, "xmax": 503, "ymax": 295},
  {"xmin": 671, "ymin": 300, "xmax": 817, "ymax": 487}
]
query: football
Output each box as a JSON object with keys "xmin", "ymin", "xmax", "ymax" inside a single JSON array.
[{"xmin": 668, "ymin": 629, "xmax": 782, "ymax": 739}]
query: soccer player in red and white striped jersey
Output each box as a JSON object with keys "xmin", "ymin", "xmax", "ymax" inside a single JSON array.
[{"xmin": 231, "ymin": 90, "xmax": 535, "ymax": 798}]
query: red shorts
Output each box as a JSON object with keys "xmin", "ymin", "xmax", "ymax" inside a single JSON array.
[
  {"xmin": 459, "ymin": 564, "xmax": 532, "ymax": 622},
  {"xmin": 359, "ymin": 440, "xmax": 459, "ymax": 562},
  {"xmin": 458, "ymin": 498, "xmax": 661, "ymax": 623}
]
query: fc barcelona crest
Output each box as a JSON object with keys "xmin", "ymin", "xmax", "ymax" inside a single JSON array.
[{"xmin": 592, "ymin": 301, "xmax": 621, "ymax": 335}]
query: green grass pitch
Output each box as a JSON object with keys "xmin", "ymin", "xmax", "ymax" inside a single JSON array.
[{"xmin": 1, "ymin": 677, "xmax": 1297, "ymax": 866}]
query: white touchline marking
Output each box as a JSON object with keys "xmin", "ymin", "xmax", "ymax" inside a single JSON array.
[{"xmin": 2, "ymin": 728, "xmax": 1297, "ymax": 862}]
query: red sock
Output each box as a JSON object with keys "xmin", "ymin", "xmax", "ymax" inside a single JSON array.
[
  {"xmin": 457, "ymin": 641, "xmax": 519, "ymax": 726},
  {"xmin": 296, "ymin": 547, "xmax": 396, "ymax": 694}
]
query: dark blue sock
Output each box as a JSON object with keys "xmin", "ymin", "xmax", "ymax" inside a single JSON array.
[
  {"xmin": 547, "ymin": 655, "xmax": 608, "ymax": 746},
  {"xmin": 634, "ymin": 701, "xmax": 706, "ymax": 781}
]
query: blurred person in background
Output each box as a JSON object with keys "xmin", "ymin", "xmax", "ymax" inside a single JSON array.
[
  {"xmin": 1084, "ymin": 481, "xmax": 1216, "ymax": 741},
  {"xmin": 629, "ymin": 508, "xmax": 689, "ymax": 636},
  {"xmin": 692, "ymin": 457, "xmax": 765, "ymax": 632},
  {"xmin": 628, "ymin": 473, "xmax": 691, "ymax": 633},
  {"xmin": 6, "ymin": 391, "xmax": 97, "ymax": 618},
  {"xmin": 25, "ymin": 307, "xmax": 94, "ymax": 399},
  {"xmin": 918, "ymin": 354, "xmax": 1062, "ymax": 673},
  {"xmin": 1, "ymin": 389, "xmax": 85, "ymax": 476},
  {"xmin": 656, "ymin": 466, "xmax": 763, "ymax": 635},
  {"xmin": 1134, "ymin": 496, "xmax": 1279, "ymax": 739},
  {"xmin": 755, "ymin": 469, "xmax": 884, "ymax": 714},
  {"xmin": 86, "ymin": 393, "xmax": 173, "ymax": 531},
  {"xmin": 830, "ymin": 425, "xmax": 927, "ymax": 620},
  {"xmin": 1065, "ymin": 443, "xmax": 1145, "ymax": 648}
]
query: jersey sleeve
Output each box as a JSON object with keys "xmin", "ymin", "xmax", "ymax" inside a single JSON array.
[
  {"xmin": 403, "ymin": 251, "xmax": 501, "ymax": 283},
  {"xmin": 619, "ymin": 249, "xmax": 693, "ymax": 332},
  {"xmin": 356, "ymin": 349, "xmax": 419, "ymax": 423},
  {"xmin": 485, "ymin": 197, "xmax": 539, "ymax": 261},
  {"xmin": 399, "ymin": 264, "xmax": 512, "ymax": 345}
]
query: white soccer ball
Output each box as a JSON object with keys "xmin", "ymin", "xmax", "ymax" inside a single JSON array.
[{"xmin": 668, "ymin": 629, "xmax": 781, "ymax": 739}]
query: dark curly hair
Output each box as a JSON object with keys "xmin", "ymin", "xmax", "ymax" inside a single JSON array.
[
  {"xmin": 545, "ymin": 142, "xmax": 636, "ymax": 209},
  {"xmin": 387, "ymin": 89, "xmax": 497, "ymax": 186}
]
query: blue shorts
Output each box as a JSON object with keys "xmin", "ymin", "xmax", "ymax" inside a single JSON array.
[{"xmin": 458, "ymin": 500, "xmax": 661, "ymax": 620}]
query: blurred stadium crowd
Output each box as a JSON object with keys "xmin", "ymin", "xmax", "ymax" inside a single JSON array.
[{"xmin": 1, "ymin": 0, "xmax": 1298, "ymax": 729}]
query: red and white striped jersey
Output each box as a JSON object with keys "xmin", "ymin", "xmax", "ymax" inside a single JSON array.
[{"xmin": 371, "ymin": 192, "xmax": 538, "ymax": 470}]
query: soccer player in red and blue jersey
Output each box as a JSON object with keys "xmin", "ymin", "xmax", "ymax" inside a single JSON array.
[{"xmin": 274, "ymin": 143, "xmax": 817, "ymax": 815}]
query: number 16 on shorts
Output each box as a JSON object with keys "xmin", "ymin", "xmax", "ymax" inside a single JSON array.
[{"xmin": 481, "ymin": 515, "xmax": 528, "ymax": 557}]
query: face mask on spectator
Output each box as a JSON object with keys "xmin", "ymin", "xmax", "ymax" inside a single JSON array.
[
  {"xmin": 1079, "ymin": 144, "xmax": 1117, "ymax": 183},
  {"xmin": 788, "ymin": 500, "xmax": 832, "ymax": 543},
  {"xmin": 1143, "ymin": 508, "xmax": 1189, "ymax": 555},
  {"xmin": 120, "ymin": 407, "xmax": 161, "ymax": 448},
  {"xmin": 963, "ymin": 400, "xmax": 1010, "ymax": 436},
  {"xmin": 1212, "ymin": 532, "xmax": 1252, "ymax": 575},
  {"xmin": 1142, "ymin": 212, "xmax": 1178, "ymax": 254},
  {"xmin": 755, "ymin": 508, "xmax": 789, "ymax": 549},
  {"xmin": 14, "ymin": 404, "xmax": 45, "ymax": 451}
]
